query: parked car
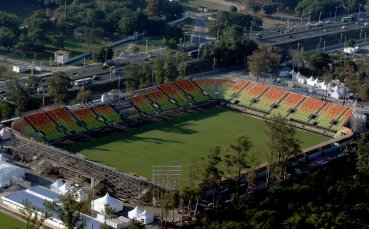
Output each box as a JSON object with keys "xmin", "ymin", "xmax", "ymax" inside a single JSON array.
[{"xmin": 37, "ymin": 87, "xmax": 48, "ymax": 93}]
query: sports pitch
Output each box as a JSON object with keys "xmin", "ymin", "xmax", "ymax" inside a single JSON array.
[
  {"xmin": 64, "ymin": 107, "xmax": 330, "ymax": 182},
  {"xmin": 0, "ymin": 212, "xmax": 25, "ymax": 229}
]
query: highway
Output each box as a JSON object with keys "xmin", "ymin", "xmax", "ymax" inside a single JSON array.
[{"xmin": 259, "ymin": 14, "xmax": 369, "ymax": 45}]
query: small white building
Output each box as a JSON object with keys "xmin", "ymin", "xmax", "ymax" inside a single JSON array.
[
  {"xmin": 0, "ymin": 161, "xmax": 25, "ymax": 188},
  {"xmin": 54, "ymin": 50, "xmax": 70, "ymax": 64},
  {"xmin": 137, "ymin": 209, "xmax": 154, "ymax": 225},
  {"xmin": 91, "ymin": 193, "xmax": 124, "ymax": 214},
  {"xmin": 50, "ymin": 179, "xmax": 64, "ymax": 192},
  {"xmin": 128, "ymin": 206, "xmax": 143, "ymax": 220},
  {"xmin": 12, "ymin": 64, "xmax": 28, "ymax": 73}
]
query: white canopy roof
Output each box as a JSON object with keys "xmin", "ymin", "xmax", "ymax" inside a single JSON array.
[
  {"xmin": 0, "ymin": 128, "xmax": 11, "ymax": 140},
  {"xmin": 76, "ymin": 189, "xmax": 88, "ymax": 202},
  {"xmin": 58, "ymin": 183, "xmax": 71, "ymax": 194},
  {"xmin": 290, "ymin": 69, "xmax": 297, "ymax": 76},
  {"xmin": 0, "ymin": 154, "xmax": 8, "ymax": 162},
  {"xmin": 128, "ymin": 206, "xmax": 143, "ymax": 219},
  {"xmin": 91, "ymin": 193, "xmax": 124, "ymax": 213},
  {"xmin": 137, "ymin": 209, "xmax": 154, "ymax": 224},
  {"xmin": 50, "ymin": 179, "xmax": 64, "ymax": 191},
  {"xmin": 0, "ymin": 161, "xmax": 25, "ymax": 188}
]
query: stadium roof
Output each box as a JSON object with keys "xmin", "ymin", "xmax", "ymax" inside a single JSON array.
[{"xmin": 27, "ymin": 185, "xmax": 60, "ymax": 202}]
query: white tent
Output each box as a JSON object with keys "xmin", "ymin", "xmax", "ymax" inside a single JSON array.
[
  {"xmin": 137, "ymin": 209, "xmax": 154, "ymax": 225},
  {"xmin": 0, "ymin": 128, "xmax": 11, "ymax": 140},
  {"xmin": 313, "ymin": 78, "xmax": 321, "ymax": 87},
  {"xmin": 307, "ymin": 76, "xmax": 315, "ymax": 86},
  {"xmin": 290, "ymin": 69, "xmax": 297, "ymax": 78},
  {"xmin": 50, "ymin": 180, "xmax": 64, "ymax": 192},
  {"xmin": 91, "ymin": 193, "xmax": 124, "ymax": 214},
  {"xmin": 0, "ymin": 174, "xmax": 10, "ymax": 188},
  {"xmin": 0, "ymin": 154, "xmax": 9, "ymax": 162},
  {"xmin": 76, "ymin": 189, "xmax": 88, "ymax": 202},
  {"xmin": 0, "ymin": 161, "xmax": 25, "ymax": 188},
  {"xmin": 58, "ymin": 183, "xmax": 71, "ymax": 194},
  {"xmin": 128, "ymin": 206, "xmax": 143, "ymax": 220}
]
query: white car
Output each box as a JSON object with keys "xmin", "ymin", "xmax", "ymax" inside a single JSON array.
[{"xmin": 364, "ymin": 22, "xmax": 369, "ymax": 26}]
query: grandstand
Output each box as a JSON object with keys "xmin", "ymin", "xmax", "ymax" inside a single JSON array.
[{"xmin": 10, "ymin": 79, "xmax": 353, "ymax": 143}]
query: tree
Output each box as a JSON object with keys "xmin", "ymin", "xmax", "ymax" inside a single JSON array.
[
  {"xmin": 46, "ymin": 72, "xmax": 71, "ymax": 104},
  {"xmin": 289, "ymin": 48, "xmax": 305, "ymax": 70},
  {"xmin": 74, "ymin": 90, "xmax": 92, "ymax": 103},
  {"xmin": 308, "ymin": 52, "xmax": 332, "ymax": 75},
  {"xmin": 347, "ymin": 39, "xmax": 356, "ymax": 47},
  {"xmin": 0, "ymin": 27, "xmax": 16, "ymax": 51},
  {"xmin": 224, "ymin": 135, "xmax": 252, "ymax": 209},
  {"xmin": 103, "ymin": 204, "xmax": 115, "ymax": 222},
  {"xmin": 265, "ymin": 115, "xmax": 301, "ymax": 184},
  {"xmin": 263, "ymin": 3, "xmax": 278, "ymax": 15},
  {"xmin": 355, "ymin": 133, "xmax": 369, "ymax": 176},
  {"xmin": 74, "ymin": 26, "xmax": 103, "ymax": 47},
  {"xmin": 6, "ymin": 81, "xmax": 31, "ymax": 115},
  {"xmin": 249, "ymin": 1, "xmax": 262, "ymax": 13},
  {"xmin": 94, "ymin": 46, "xmax": 114, "ymax": 63},
  {"xmin": 200, "ymin": 146, "xmax": 224, "ymax": 209},
  {"xmin": 20, "ymin": 199, "xmax": 52, "ymax": 229},
  {"xmin": 0, "ymin": 101, "xmax": 14, "ymax": 119},
  {"xmin": 248, "ymin": 49, "xmax": 267, "ymax": 82},
  {"xmin": 45, "ymin": 191, "xmax": 86, "ymax": 229}
]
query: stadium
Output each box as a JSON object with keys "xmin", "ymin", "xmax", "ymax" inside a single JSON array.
[{"xmin": 10, "ymin": 78, "xmax": 353, "ymax": 201}]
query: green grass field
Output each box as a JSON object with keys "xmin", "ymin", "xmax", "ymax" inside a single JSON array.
[
  {"xmin": 0, "ymin": 212, "xmax": 25, "ymax": 229},
  {"xmin": 64, "ymin": 107, "xmax": 330, "ymax": 183}
]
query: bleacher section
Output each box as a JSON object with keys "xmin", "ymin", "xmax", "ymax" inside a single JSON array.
[
  {"xmin": 289, "ymin": 97, "xmax": 326, "ymax": 122},
  {"xmin": 194, "ymin": 79, "xmax": 234, "ymax": 99},
  {"xmin": 223, "ymin": 81, "xmax": 248, "ymax": 100},
  {"xmin": 269, "ymin": 93, "xmax": 305, "ymax": 118},
  {"xmin": 92, "ymin": 105, "xmax": 122, "ymax": 125},
  {"xmin": 72, "ymin": 108, "xmax": 107, "ymax": 130},
  {"xmin": 25, "ymin": 112, "xmax": 66, "ymax": 141},
  {"xmin": 145, "ymin": 91, "xmax": 177, "ymax": 111},
  {"xmin": 11, "ymin": 79, "xmax": 354, "ymax": 142},
  {"xmin": 47, "ymin": 108, "xmax": 86, "ymax": 135},
  {"xmin": 313, "ymin": 103, "xmax": 347, "ymax": 129},
  {"xmin": 159, "ymin": 83, "xmax": 191, "ymax": 106},
  {"xmin": 175, "ymin": 79, "xmax": 209, "ymax": 102},
  {"xmin": 11, "ymin": 119, "xmax": 44, "ymax": 141},
  {"xmin": 237, "ymin": 83, "xmax": 268, "ymax": 105},
  {"xmin": 251, "ymin": 87, "xmax": 288, "ymax": 113},
  {"xmin": 128, "ymin": 95, "xmax": 158, "ymax": 115}
]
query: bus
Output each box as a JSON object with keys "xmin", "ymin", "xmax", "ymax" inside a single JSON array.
[
  {"xmin": 341, "ymin": 16, "xmax": 354, "ymax": 22},
  {"xmin": 74, "ymin": 78, "xmax": 92, "ymax": 87}
]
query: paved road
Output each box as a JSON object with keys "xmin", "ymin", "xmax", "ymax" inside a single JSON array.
[
  {"xmin": 190, "ymin": 12, "xmax": 212, "ymax": 45},
  {"xmin": 259, "ymin": 14, "xmax": 369, "ymax": 45}
]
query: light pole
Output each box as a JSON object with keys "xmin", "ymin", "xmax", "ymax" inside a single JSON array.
[
  {"xmin": 340, "ymin": 32, "xmax": 343, "ymax": 43},
  {"xmin": 109, "ymin": 66, "xmax": 113, "ymax": 80},
  {"xmin": 344, "ymin": 36, "xmax": 347, "ymax": 49},
  {"xmin": 297, "ymin": 42, "xmax": 301, "ymax": 51},
  {"xmin": 319, "ymin": 11, "xmax": 322, "ymax": 22},
  {"xmin": 49, "ymin": 57, "xmax": 52, "ymax": 71},
  {"xmin": 359, "ymin": 4, "xmax": 361, "ymax": 20},
  {"xmin": 250, "ymin": 21, "xmax": 254, "ymax": 40},
  {"xmin": 118, "ymin": 74, "xmax": 121, "ymax": 90},
  {"xmin": 145, "ymin": 39, "xmax": 148, "ymax": 59},
  {"xmin": 360, "ymin": 29, "xmax": 363, "ymax": 39},
  {"xmin": 323, "ymin": 40, "xmax": 326, "ymax": 52},
  {"xmin": 334, "ymin": 7, "xmax": 338, "ymax": 23},
  {"xmin": 83, "ymin": 56, "xmax": 86, "ymax": 69},
  {"xmin": 280, "ymin": 16, "xmax": 283, "ymax": 34},
  {"xmin": 213, "ymin": 57, "xmax": 216, "ymax": 71},
  {"xmin": 42, "ymin": 90, "xmax": 45, "ymax": 107},
  {"xmin": 365, "ymin": 32, "xmax": 367, "ymax": 43},
  {"xmin": 308, "ymin": 12, "xmax": 311, "ymax": 24}
]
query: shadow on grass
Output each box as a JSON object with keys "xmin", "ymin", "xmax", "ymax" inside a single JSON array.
[{"xmin": 64, "ymin": 107, "xmax": 227, "ymax": 152}]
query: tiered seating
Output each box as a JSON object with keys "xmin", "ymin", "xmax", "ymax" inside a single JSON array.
[
  {"xmin": 47, "ymin": 108, "xmax": 86, "ymax": 135},
  {"xmin": 237, "ymin": 83, "xmax": 268, "ymax": 105},
  {"xmin": 289, "ymin": 97, "xmax": 326, "ymax": 122},
  {"xmin": 223, "ymin": 81, "xmax": 249, "ymax": 100},
  {"xmin": 159, "ymin": 83, "xmax": 191, "ymax": 107},
  {"xmin": 175, "ymin": 79, "xmax": 209, "ymax": 102},
  {"xmin": 129, "ymin": 95, "xmax": 157, "ymax": 115},
  {"xmin": 251, "ymin": 88, "xmax": 288, "ymax": 112},
  {"xmin": 92, "ymin": 105, "xmax": 122, "ymax": 125},
  {"xmin": 73, "ymin": 108, "xmax": 107, "ymax": 130},
  {"xmin": 314, "ymin": 103, "xmax": 347, "ymax": 129},
  {"xmin": 269, "ymin": 93, "xmax": 305, "ymax": 117},
  {"xmin": 332, "ymin": 108, "xmax": 353, "ymax": 131},
  {"xmin": 194, "ymin": 79, "xmax": 234, "ymax": 99},
  {"xmin": 25, "ymin": 113, "xmax": 66, "ymax": 141},
  {"xmin": 145, "ymin": 91, "xmax": 177, "ymax": 111},
  {"xmin": 11, "ymin": 119, "xmax": 43, "ymax": 141}
]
